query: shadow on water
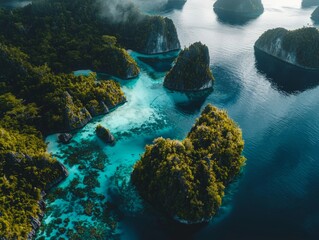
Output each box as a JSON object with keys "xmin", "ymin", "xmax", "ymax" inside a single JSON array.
[
  {"xmin": 207, "ymin": 66, "xmax": 242, "ymax": 106},
  {"xmin": 123, "ymin": 214, "xmax": 208, "ymax": 240},
  {"xmin": 214, "ymin": 8, "xmax": 263, "ymax": 26},
  {"xmin": 137, "ymin": 55, "xmax": 176, "ymax": 73},
  {"xmin": 254, "ymin": 48, "xmax": 319, "ymax": 94},
  {"xmin": 165, "ymin": 88, "xmax": 213, "ymax": 115}
]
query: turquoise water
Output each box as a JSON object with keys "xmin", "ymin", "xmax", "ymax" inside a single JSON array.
[{"xmin": 38, "ymin": 0, "xmax": 319, "ymax": 239}]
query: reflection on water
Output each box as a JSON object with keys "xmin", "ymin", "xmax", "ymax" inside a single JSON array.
[
  {"xmin": 166, "ymin": 88, "xmax": 213, "ymax": 115},
  {"xmin": 255, "ymin": 48, "xmax": 319, "ymax": 94}
]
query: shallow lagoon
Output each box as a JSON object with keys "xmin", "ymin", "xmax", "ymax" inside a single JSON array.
[{"xmin": 38, "ymin": 0, "xmax": 319, "ymax": 239}]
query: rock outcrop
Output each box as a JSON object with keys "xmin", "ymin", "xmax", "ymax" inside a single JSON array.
[
  {"xmin": 140, "ymin": 16, "xmax": 181, "ymax": 54},
  {"xmin": 164, "ymin": 42, "xmax": 214, "ymax": 91},
  {"xmin": 96, "ymin": 124, "xmax": 115, "ymax": 145},
  {"xmin": 116, "ymin": 16, "xmax": 181, "ymax": 54},
  {"xmin": 214, "ymin": 0, "xmax": 264, "ymax": 18},
  {"xmin": 254, "ymin": 27, "xmax": 319, "ymax": 70},
  {"xmin": 63, "ymin": 91, "xmax": 92, "ymax": 131},
  {"xmin": 311, "ymin": 6, "xmax": 319, "ymax": 22},
  {"xmin": 58, "ymin": 133, "xmax": 73, "ymax": 144}
]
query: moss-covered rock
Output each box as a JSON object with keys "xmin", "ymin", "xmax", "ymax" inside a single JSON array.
[
  {"xmin": 311, "ymin": 6, "xmax": 319, "ymax": 22},
  {"xmin": 164, "ymin": 42, "xmax": 214, "ymax": 91},
  {"xmin": 214, "ymin": 0, "xmax": 264, "ymax": 17},
  {"xmin": 96, "ymin": 125, "xmax": 115, "ymax": 145},
  {"xmin": 254, "ymin": 27, "xmax": 319, "ymax": 69},
  {"xmin": 131, "ymin": 104, "xmax": 245, "ymax": 224}
]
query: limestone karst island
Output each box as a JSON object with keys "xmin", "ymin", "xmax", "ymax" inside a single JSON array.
[{"xmin": 1, "ymin": 0, "xmax": 319, "ymax": 239}]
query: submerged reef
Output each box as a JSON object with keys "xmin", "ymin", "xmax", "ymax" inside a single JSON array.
[{"xmin": 132, "ymin": 104, "xmax": 246, "ymax": 224}]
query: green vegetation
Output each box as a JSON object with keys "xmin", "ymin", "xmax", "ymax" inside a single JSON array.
[
  {"xmin": 164, "ymin": 42, "xmax": 214, "ymax": 91},
  {"xmin": 255, "ymin": 27, "xmax": 319, "ymax": 69},
  {"xmin": 0, "ymin": 42, "xmax": 126, "ymax": 132},
  {"xmin": 96, "ymin": 125, "xmax": 115, "ymax": 144},
  {"xmin": 0, "ymin": 0, "xmax": 181, "ymax": 237},
  {"xmin": 132, "ymin": 104, "xmax": 246, "ymax": 223},
  {"xmin": 0, "ymin": 93, "xmax": 67, "ymax": 239},
  {"xmin": 0, "ymin": 0, "xmax": 139, "ymax": 78},
  {"xmin": 214, "ymin": 0, "xmax": 264, "ymax": 15}
]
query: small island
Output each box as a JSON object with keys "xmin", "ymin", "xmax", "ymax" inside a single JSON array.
[
  {"xmin": 164, "ymin": 42, "xmax": 214, "ymax": 91},
  {"xmin": 214, "ymin": 0, "xmax": 264, "ymax": 18},
  {"xmin": 302, "ymin": 0, "xmax": 319, "ymax": 8},
  {"xmin": 311, "ymin": 6, "xmax": 319, "ymax": 22},
  {"xmin": 96, "ymin": 125, "xmax": 115, "ymax": 145},
  {"xmin": 132, "ymin": 104, "xmax": 246, "ymax": 224},
  {"xmin": 254, "ymin": 27, "xmax": 319, "ymax": 70}
]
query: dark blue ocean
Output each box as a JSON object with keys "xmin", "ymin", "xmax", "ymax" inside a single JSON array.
[{"xmin": 3, "ymin": 0, "xmax": 318, "ymax": 239}]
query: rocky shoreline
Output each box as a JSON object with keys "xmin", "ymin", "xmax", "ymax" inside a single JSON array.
[{"xmin": 27, "ymin": 163, "xmax": 69, "ymax": 240}]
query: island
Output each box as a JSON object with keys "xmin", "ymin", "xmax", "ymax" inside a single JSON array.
[
  {"xmin": 254, "ymin": 27, "xmax": 319, "ymax": 70},
  {"xmin": 311, "ymin": 6, "xmax": 319, "ymax": 22},
  {"xmin": 213, "ymin": 0, "xmax": 264, "ymax": 18},
  {"xmin": 302, "ymin": 0, "xmax": 319, "ymax": 8},
  {"xmin": 164, "ymin": 42, "xmax": 214, "ymax": 91},
  {"xmin": 135, "ymin": 0, "xmax": 187, "ymax": 13},
  {"xmin": 132, "ymin": 104, "xmax": 246, "ymax": 224}
]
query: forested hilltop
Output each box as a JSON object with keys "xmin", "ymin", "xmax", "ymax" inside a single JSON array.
[{"xmin": 0, "ymin": 0, "xmax": 180, "ymax": 238}]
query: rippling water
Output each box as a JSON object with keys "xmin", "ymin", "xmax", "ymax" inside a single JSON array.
[{"xmin": 36, "ymin": 0, "xmax": 319, "ymax": 239}]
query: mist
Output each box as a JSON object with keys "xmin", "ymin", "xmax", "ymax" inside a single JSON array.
[{"xmin": 97, "ymin": 0, "xmax": 174, "ymax": 24}]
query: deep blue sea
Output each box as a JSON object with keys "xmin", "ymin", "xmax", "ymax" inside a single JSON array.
[{"xmin": 4, "ymin": 0, "xmax": 318, "ymax": 239}]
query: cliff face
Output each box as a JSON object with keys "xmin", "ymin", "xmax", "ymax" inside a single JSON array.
[
  {"xmin": 64, "ymin": 91, "xmax": 93, "ymax": 131},
  {"xmin": 214, "ymin": 0, "xmax": 264, "ymax": 16},
  {"xmin": 255, "ymin": 27, "xmax": 319, "ymax": 69},
  {"xmin": 138, "ymin": 16, "xmax": 181, "ymax": 54},
  {"xmin": 164, "ymin": 42, "xmax": 214, "ymax": 91},
  {"xmin": 114, "ymin": 16, "xmax": 181, "ymax": 54}
]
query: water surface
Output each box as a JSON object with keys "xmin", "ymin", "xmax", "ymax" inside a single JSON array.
[{"xmin": 39, "ymin": 0, "xmax": 319, "ymax": 239}]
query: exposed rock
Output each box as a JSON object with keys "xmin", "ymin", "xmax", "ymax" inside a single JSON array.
[
  {"xmin": 164, "ymin": 42, "xmax": 214, "ymax": 91},
  {"xmin": 143, "ymin": 17, "xmax": 180, "ymax": 54},
  {"xmin": 87, "ymin": 101, "xmax": 110, "ymax": 117},
  {"xmin": 96, "ymin": 124, "xmax": 115, "ymax": 145},
  {"xmin": 311, "ymin": 6, "xmax": 319, "ymax": 22},
  {"xmin": 254, "ymin": 27, "xmax": 319, "ymax": 70},
  {"xmin": 58, "ymin": 133, "xmax": 73, "ymax": 144},
  {"xmin": 63, "ymin": 91, "xmax": 92, "ymax": 131},
  {"xmin": 214, "ymin": 0, "xmax": 264, "ymax": 18},
  {"xmin": 118, "ymin": 16, "xmax": 181, "ymax": 54}
]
